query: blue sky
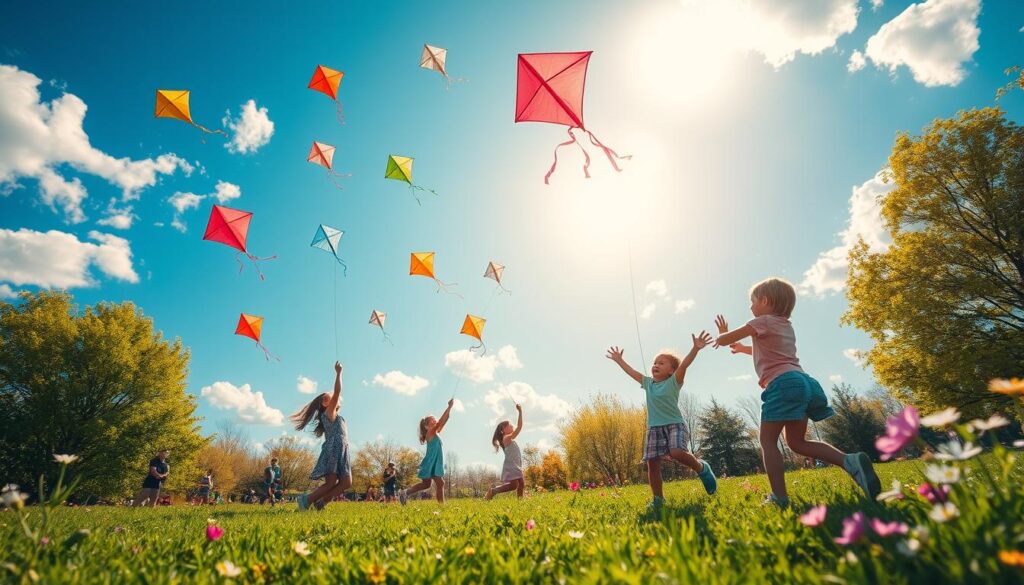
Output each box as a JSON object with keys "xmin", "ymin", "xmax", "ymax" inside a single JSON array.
[{"xmin": 1, "ymin": 0, "xmax": 1022, "ymax": 470}]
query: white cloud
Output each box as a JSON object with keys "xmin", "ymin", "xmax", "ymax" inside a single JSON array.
[
  {"xmin": 0, "ymin": 284, "xmax": 16, "ymax": 298},
  {"xmin": 296, "ymin": 375, "xmax": 318, "ymax": 394},
  {"xmin": 213, "ymin": 180, "xmax": 241, "ymax": 204},
  {"xmin": 863, "ymin": 0, "xmax": 980, "ymax": 87},
  {"xmin": 223, "ymin": 99, "xmax": 274, "ymax": 155},
  {"xmin": 799, "ymin": 172, "xmax": 893, "ymax": 296},
  {"xmin": 829, "ymin": 374, "xmax": 843, "ymax": 383},
  {"xmin": 847, "ymin": 50, "xmax": 867, "ymax": 72},
  {"xmin": 200, "ymin": 381, "xmax": 285, "ymax": 426},
  {"xmin": 0, "ymin": 228, "xmax": 138, "ymax": 288},
  {"xmin": 871, "ymin": 0, "xmax": 884, "ymax": 10},
  {"xmin": 645, "ymin": 279, "xmax": 669, "ymax": 298},
  {"xmin": 452, "ymin": 398, "xmax": 466, "ymax": 413},
  {"xmin": 484, "ymin": 382, "xmax": 572, "ymax": 428},
  {"xmin": 640, "ymin": 302, "xmax": 657, "ymax": 320},
  {"xmin": 843, "ymin": 348, "xmax": 866, "ymax": 367},
  {"xmin": 372, "ymin": 371, "xmax": 430, "ymax": 396},
  {"xmin": 96, "ymin": 199, "xmax": 136, "ymax": 230},
  {"xmin": 729, "ymin": 374, "xmax": 754, "ymax": 381},
  {"xmin": 535, "ymin": 438, "xmax": 554, "ymax": 452},
  {"xmin": 674, "ymin": 298, "xmax": 696, "ymax": 313},
  {"xmin": 168, "ymin": 191, "xmax": 203, "ymax": 213},
  {"xmin": 166, "ymin": 182, "xmax": 241, "ymax": 232},
  {"xmin": 445, "ymin": 344, "xmax": 522, "ymax": 383},
  {"xmin": 736, "ymin": 0, "xmax": 861, "ymax": 68},
  {"xmin": 0, "ymin": 64, "xmax": 192, "ymax": 223}
]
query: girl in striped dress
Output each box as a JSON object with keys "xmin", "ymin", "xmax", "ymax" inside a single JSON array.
[
  {"xmin": 485, "ymin": 403, "xmax": 524, "ymax": 500},
  {"xmin": 399, "ymin": 399, "xmax": 455, "ymax": 505}
]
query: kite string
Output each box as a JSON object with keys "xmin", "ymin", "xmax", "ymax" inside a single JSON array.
[
  {"xmin": 333, "ymin": 260, "xmax": 339, "ymax": 359},
  {"xmin": 627, "ymin": 241, "xmax": 647, "ymax": 376}
]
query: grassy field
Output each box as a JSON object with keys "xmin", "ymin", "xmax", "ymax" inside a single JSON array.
[{"xmin": 3, "ymin": 457, "xmax": 1023, "ymax": 584}]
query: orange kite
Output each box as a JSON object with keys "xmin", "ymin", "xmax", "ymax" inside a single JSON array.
[
  {"xmin": 308, "ymin": 65, "xmax": 345, "ymax": 124},
  {"xmin": 410, "ymin": 252, "xmax": 460, "ymax": 297},
  {"xmin": 460, "ymin": 314, "xmax": 486, "ymax": 353},
  {"xmin": 154, "ymin": 90, "xmax": 226, "ymax": 141}
]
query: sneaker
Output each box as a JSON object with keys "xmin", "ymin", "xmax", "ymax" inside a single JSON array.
[
  {"xmin": 398, "ymin": 489, "xmax": 408, "ymax": 506},
  {"xmin": 844, "ymin": 452, "xmax": 881, "ymax": 499},
  {"xmin": 698, "ymin": 461, "xmax": 718, "ymax": 495},
  {"xmin": 484, "ymin": 488, "xmax": 494, "ymax": 501},
  {"xmin": 645, "ymin": 496, "xmax": 666, "ymax": 516},
  {"xmin": 764, "ymin": 493, "xmax": 790, "ymax": 509},
  {"xmin": 297, "ymin": 493, "xmax": 308, "ymax": 511},
  {"xmin": 313, "ymin": 499, "xmax": 325, "ymax": 511}
]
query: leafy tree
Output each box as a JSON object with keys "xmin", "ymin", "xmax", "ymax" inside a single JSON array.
[
  {"xmin": 261, "ymin": 436, "xmax": 316, "ymax": 492},
  {"xmin": 0, "ymin": 291, "xmax": 205, "ymax": 500},
  {"xmin": 539, "ymin": 450, "xmax": 567, "ymax": 490},
  {"xmin": 697, "ymin": 399, "xmax": 759, "ymax": 477},
  {"xmin": 817, "ymin": 384, "xmax": 888, "ymax": 460},
  {"xmin": 559, "ymin": 394, "xmax": 646, "ymax": 484},
  {"xmin": 350, "ymin": 439, "xmax": 419, "ymax": 493},
  {"xmin": 844, "ymin": 108, "xmax": 1024, "ymax": 420},
  {"xmin": 195, "ymin": 443, "xmax": 238, "ymax": 497}
]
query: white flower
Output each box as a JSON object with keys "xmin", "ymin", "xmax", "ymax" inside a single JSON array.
[
  {"xmin": 920, "ymin": 408, "xmax": 960, "ymax": 428},
  {"xmin": 1, "ymin": 484, "xmax": 18, "ymax": 493},
  {"xmin": 925, "ymin": 464, "xmax": 961, "ymax": 484},
  {"xmin": 400, "ymin": 528, "xmax": 409, "ymax": 535},
  {"xmin": 1014, "ymin": 440, "xmax": 1024, "ymax": 449},
  {"xmin": 434, "ymin": 553, "xmax": 442, "ymax": 561},
  {"xmin": 216, "ymin": 561, "xmax": 242, "ymax": 577},
  {"xmin": 968, "ymin": 414, "xmax": 1010, "ymax": 433},
  {"xmin": 928, "ymin": 502, "xmax": 959, "ymax": 523},
  {"xmin": 1, "ymin": 488, "xmax": 26, "ymax": 508},
  {"xmin": 568, "ymin": 531, "xmax": 585, "ymax": 539},
  {"xmin": 53, "ymin": 454, "xmax": 79, "ymax": 464},
  {"xmin": 934, "ymin": 441, "xmax": 982, "ymax": 461},
  {"xmin": 896, "ymin": 538, "xmax": 921, "ymax": 557},
  {"xmin": 292, "ymin": 541, "xmax": 311, "ymax": 557},
  {"xmin": 876, "ymin": 479, "xmax": 904, "ymax": 502},
  {"xmin": 405, "ymin": 546, "xmax": 415, "ymax": 554}
]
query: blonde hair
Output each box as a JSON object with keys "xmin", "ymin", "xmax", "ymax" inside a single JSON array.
[
  {"xmin": 656, "ymin": 351, "xmax": 681, "ymax": 370},
  {"xmin": 749, "ymin": 277, "xmax": 796, "ymax": 318}
]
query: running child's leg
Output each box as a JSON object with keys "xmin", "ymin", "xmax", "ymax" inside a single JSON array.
[
  {"xmin": 405, "ymin": 478, "xmax": 433, "ymax": 496},
  {"xmin": 433, "ymin": 477, "xmax": 445, "ymax": 504},
  {"xmin": 316, "ymin": 475, "xmax": 352, "ymax": 504},
  {"xmin": 760, "ymin": 422, "xmax": 788, "ymax": 500},
  {"xmin": 667, "ymin": 448, "xmax": 702, "ymax": 473},
  {"xmin": 515, "ymin": 478, "xmax": 524, "ymax": 498},
  {"xmin": 307, "ymin": 474, "xmax": 339, "ymax": 504},
  {"xmin": 782, "ymin": 419, "xmax": 844, "ymax": 465},
  {"xmin": 486, "ymin": 481, "xmax": 518, "ymax": 500},
  {"xmin": 647, "ymin": 458, "xmax": 664, "ymax": 499}
]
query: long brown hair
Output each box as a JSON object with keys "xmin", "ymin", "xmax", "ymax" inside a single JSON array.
[
  {"xmin": 491, "ymin": 421, "xmax": 510, "ymax": 452},
  {"xmin": 418, "ymin": 416, "xmax": 432, "ymax": 444},
  {"xmin": 290, "ymin": 393, "xmax": 328, "ymax": 438}
]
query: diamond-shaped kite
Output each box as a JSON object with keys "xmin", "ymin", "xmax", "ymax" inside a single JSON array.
[
  {"xmin": 385, "ymin": 155, "xmax": 437, "ymax": 205},
  {"xmin": 410, "ymin": 252, "xmax": 460, "ymax": 297},
  {"xmin": 202, "ymin": 205, "xmax": 276, "ymax": 280},
  {"xmin": 308, "ymin": 141, "xmax": 351, "ymax": 189},
  {"xmin": 515, "ymin": 51, "xmax": 630, "ymax": 184},
  {"xmin": 460, "ymin": 314, "xmax": 486, "ymax": 354},
  {"xmin": 310, "ymin": 224, "xmax": 347, "ymax": 275},
  {"xmin": 308, "ymin": 64, "xmax": 345, "ymax": 124},
  {"xmin": 420, "ymin": 44, "xmax": 466, "ymax": 89},
  {"xmin": 484, "ymin": 261, "xmax": 510, "ymax": 294},
  {"xmin": 235, "ymin": 313, "xmax": 277, "ymax": 360},
  {"xmin": 155, "ymin": 90, "xmax": 226, "ymax": 141},
  {"xmin": 369, "ymin": 310, "xmax": 393, "ymax": 344}
]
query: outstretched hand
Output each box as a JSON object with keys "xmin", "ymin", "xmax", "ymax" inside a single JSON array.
[
  {"xmin": 447, "ymin": 398, "xmax": 455, "ymax": 409},
  {"xmin": 515, "ymin": 403, "xmax": 523, "ymax": 412},
  {"xmin": 714, "ymin": 315, "xmax": 729, "ymax": 334},
  {"xmin": 605, "ymin": 346, "xmax": 625, "ymax": 362},
  {"xmin": 334, "ymin": 361, "xmax": 343, "ymax": 374},
  {"xmin": 692, "ymin": 330, "xmax": 713, "ymax": 350}
]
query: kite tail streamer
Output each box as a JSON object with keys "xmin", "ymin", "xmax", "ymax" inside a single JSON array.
[
  {"xmin": 544, "ymin": 127, "xmax": 590, "ymax": 184},
  {"xmin": 443, "ymin": 75, "xmax": 468, "ymax": 91},
  {"xmin": 433, "ymin": 278, "xmax": 463, "ymax": 299},
  {"xmin": 469, "ymin": 341, "xmax": 487, "ymax": 355},
  {"xmin": 335, "ymin": 256, "xmax": 348, "ymax": 277},
  {"xmin": 584, "ymin": 130, "xmax": 632, "ymax": 173},
  {"xmin": 328, "ymin": 170, "xmax": 352, "ymax": 190},
  {"xmin": 256, "ymin": 341, "xmax": 280, "ymax": 362},
  {"xmin": 335, "ymin": 101, "xmax": 346, "ymax": 126},
  {"xmin": 236, "ymin": 252, "xmax": 278, "ymax": 281},
  {"xmin": 380, "ymin": 330, "xmax": 394, "ymax": 345},
  {"xmin": 408, "ymin": 184, "xmax": 437, "ymax": 206},
  {"xmin": 193, "ymin": 123, "xmax": 228, "ymax": 144}
]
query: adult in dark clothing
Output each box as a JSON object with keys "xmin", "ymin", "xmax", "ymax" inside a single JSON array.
[{"xmin": 132, "ymin": 450, "xmax": 170, "ymax": 507}]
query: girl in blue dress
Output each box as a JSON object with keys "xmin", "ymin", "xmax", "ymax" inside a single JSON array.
[
  {"xmin": 399, "ymin": 398, "xmax": 455, "ymax": 505},
  {"xmin": 291, "ymin": 361, "xmax": 350, "ymax": 511}
]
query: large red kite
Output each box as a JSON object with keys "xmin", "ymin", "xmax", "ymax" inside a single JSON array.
[
  {"xmin": 515, "ymin": 51, "xmax": 630, "ymax": 184},
  {"xmin": 202, "ymin": 205, "xmax": 276, "ymax": 280}
]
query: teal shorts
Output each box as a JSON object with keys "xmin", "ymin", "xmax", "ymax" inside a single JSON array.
[{"xmin": 760, "ymin": 371, "xmax": 834, "ymax": 422}]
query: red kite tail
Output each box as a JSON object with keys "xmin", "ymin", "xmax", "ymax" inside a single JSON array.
[
  {"xmin": 544, "ymin": 127, "xmax": 590, "ymax": 184},
  {"xmin": 245, "ymin": 252, "xmax": 278, "ymax": 281},
  {"xmin": 256, "ymin": 341, "xmax": 280, "ymax": 362},
  {"xmin": 584, "ymin": 130, "xmax": 632, "ymax": 173},
  {"xmin": 433, "ymin": 278, "xmax": 463, "ymax": 299},
  {"xmin": 335, "ymin": 101, "xmax": 346, "ymax": 126},
  {"xmin": 328, "ymin": 170, "xmax": 351, "ymax": 190}
]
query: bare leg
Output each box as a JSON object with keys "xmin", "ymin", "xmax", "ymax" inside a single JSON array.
[
  {"xmin": 433, "ymin": 477, "xmax": 445, "ymax": 504},
  {"xmin": 783, "ymin": 420, "xmax": 845, "ymax": 466},
  {"xmin": 667, "ymin": 448, "xmax": 703, "ymax": 473},
  {"xmin": 405, "ymin": 478, "xmax": 433, "ymax": 497},
  {"xmin": 515, "ymin": 478, "xmax": 524, "ymax": 498},
  {"xmin": 315, "ymin": 475, "xmax": 352, "ymax": 505},
  {"xmin": 487, "ymin": 481, "xmax": 519, "ymax": 499},
  {"xmin": 648, "ymin": 458, "xmax": 663, "ymax": 499},
  {"xmin": 307, "ymin": 474, "xmax": 339, "ymax": 504},
  {"xmin": 760, "ymin": 422, "xmax": 788, "ymax": 499}
]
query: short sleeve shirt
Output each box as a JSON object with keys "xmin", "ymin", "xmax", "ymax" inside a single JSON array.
[
  {"xmin": 265, "ymin": 465, "xmax": 281, "ymax": 484},
  {"xmin": 747, "ymin": 315, "xmax": 803, "ymax": 388},
  {"xmin": 641, "ymin": 375, "xmax": 684, "ymax": 427},
  {"xmin": 142, "ymin": 458, "xmax": 168, "ymax": 489}
]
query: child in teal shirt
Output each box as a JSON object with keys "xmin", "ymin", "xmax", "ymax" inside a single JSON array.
[{"xmin": 607, "ymin": 330, "xmax": 717, "ymax": 512}]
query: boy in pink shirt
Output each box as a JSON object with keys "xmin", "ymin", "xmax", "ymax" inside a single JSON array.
[{"xmin": 714, "ymin": 277, "xmax": 880, "ymax": 508}]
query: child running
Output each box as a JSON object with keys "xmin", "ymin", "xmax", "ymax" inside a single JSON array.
[
  {"xmin": 485, "ymin": 403, "xmax": 524, "ymax": 500},
  {"xmin": 606, "ymin": 331, "xmax": 718, "ymax": 513},
  {"xmin": 713, "ymin": 277, "xmax": 880, "ymax": 507},
  {"xmin": 292, "ymin": 361, "xmax": 351, "ymax": 511},
  {"xmin": 399, "ymin": 398, "xmax": 455, "ymax": 505}
]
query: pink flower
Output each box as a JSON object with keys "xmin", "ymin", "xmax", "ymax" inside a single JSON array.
[
  {"xmin": 834, "ymin": 512, "xmax": 866, "ymax": 546},
  {"xmin": 525, "ymin": 519, "xmax": 536, "ymax": 531},
  {"xmin": 206, "ymin": 525, "xmax": 224, "ymax": 541},
  {"xmin": 799, "ymin": 505, "xmax": 827, "ymax": 527},
  {"xmin": 875, "ymin": 406, "xmax": 919, "ymax": 461},
  {"xmin": 870, "ymin": 518, "xmax": 909, "ymax": 537},
  {"xmin": 569, "ymin": 482, "xmax": 580, "ymax": 492},
  {"xmin": 39, "ymin": 536, "xmax": 50, "ymax": 546},
  {"xmin": 917, "ymin": 483, "xmax": 950, "ymax": 504}
]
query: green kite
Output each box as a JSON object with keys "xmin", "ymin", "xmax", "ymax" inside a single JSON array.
[{"xmin": 385, "ymin": 154, "xmax": 436, "ymax": 205}]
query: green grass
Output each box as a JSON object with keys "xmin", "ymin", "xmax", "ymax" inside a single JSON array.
[{"xmin": 2, "ymin": 459, "xmax": 1023, "ymax": 584}]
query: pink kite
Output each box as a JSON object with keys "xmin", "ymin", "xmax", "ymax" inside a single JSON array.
[
  {"xmin": 515, "ymin": 51, "xmax": 631, "ymax": 184},
  {"xmin": 202, "ymin": 205, "xmax": 276, "ymax": 280},
  {"xmin": 307, "ymin": 141, "xmax": 351, "ymax": 189}
]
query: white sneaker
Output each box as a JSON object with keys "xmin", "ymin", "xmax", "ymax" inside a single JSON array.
[
  {"xmin": 398, "ymin": 489, "xmax": 408, "ymax": 506},
  {"xmin": 844, "ymin": 453, "xmax": 881, "ymax": 499}
]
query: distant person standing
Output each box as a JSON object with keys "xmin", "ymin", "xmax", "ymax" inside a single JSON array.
[
  {"xmin": 196, "ymin": 469, "xmax": 213, "ymax": 505},
  {"xmin": 132, "ymin": 450, "xmax": 170, "ymax": 507},
  {"xmin": 382, "ymin": 462, "xmax": 398, "ymax": 503},
  {"xmin": 263, "ymin": 457, "xmax": 282, "ymax": 505}
]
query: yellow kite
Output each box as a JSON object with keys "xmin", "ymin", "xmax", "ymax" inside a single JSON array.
[
  {"xmin": 385, "ymin": 154, "xmax": 437, "ymax": 205},
  {"xmin": 460, "ymin": 314, "xmax": 486, "ymax": 353},
  {"xmin": 154, "ymin": 90, "xmax": 226, "ymax": 141},
  {"xmin": 410, "ymin": 252, "xmax": 460, "ymax": 297}
]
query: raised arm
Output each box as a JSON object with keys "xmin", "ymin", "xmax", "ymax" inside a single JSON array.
[
  {"xmin": 434, "ymin": 399, "xmax": 455, "ymax": 434},
  {"xmin": 506, "ymin": 403, "xmax": 524, "ymax": 443},
  {"xmin": 325, "ymin": 361, "xmax": 343, "ymax": 420},
  {"xmin": 674, "ymin": 331, "xmax": 713, "ymax": 384},
  {"xmin": 606, "ymin": 346, "xmax": 643, "ymax": 385},
  {"xmin": 714, "ymin": 315, "xmax": 756, "ymax": 348}
]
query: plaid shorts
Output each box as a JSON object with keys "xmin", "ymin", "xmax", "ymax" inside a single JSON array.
[{"xmin": 643, "ymin": 423, "xmax": 690, "ymax": 461}]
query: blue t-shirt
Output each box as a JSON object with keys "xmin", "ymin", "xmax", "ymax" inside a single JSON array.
[{"xmin": 642, "ymin": 375, "xmax": 684, "ymax": 427}]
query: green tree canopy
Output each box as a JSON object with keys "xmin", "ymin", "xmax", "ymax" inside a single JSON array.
[
  {"xmin": 0, "ymin": 291, "xmax": 206, "ymax": 500},
  {"xmin": 559, "ymin": 394, "xmax": 646, "ymax": 484},
  {"xmin": 845, "ymin": 107, "xmax": 1024, "ymax": 420},
  {"xmin": 697, "ymin": 399, "xmax": 759, "ymax": 477}
]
